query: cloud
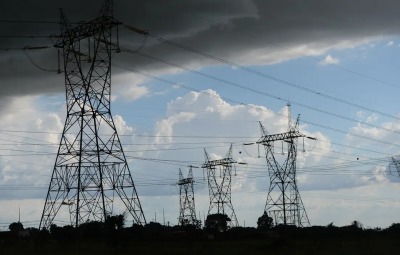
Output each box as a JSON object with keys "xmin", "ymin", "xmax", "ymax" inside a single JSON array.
[
  {"xmin": 2, "ymin": 0, "xmax": 400, "ymax": 100},
  {"xmin": 172, "ymin": 83, "xmax": 182, "ymax": 89},
  {"xmin": 110, "ymin": 95, "xmax": 118, "ymax": 102},
  {"xmin": 0, "ymin": 90, "xmax": 399, "ymax": 227},
  {"xmin": 366, "ymin": 113, "xmax": 379, "ymax": 123},
  {"xmin": 113, "ymin": 73, "xmax": 150, "ymax": 101},
  {"xmin": 319, "ymin": 54, "xmax": 340, "ymax": 65},
  {"xmin": 113, "ymin": 115, "xmax": 134, "ymax": 135},
  {"xmin": 356, "ymin": 111, "xmax": 379, "ymax": 123},
  {"xmin": 122, "ymin": 85, "xmax": 149, "ymax": 101},
  {"xmin": 387, "ymin": 41, "xmax": 394, "ymax": 46}
]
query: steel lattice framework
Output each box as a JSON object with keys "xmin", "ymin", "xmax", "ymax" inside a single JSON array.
[
  {"xmin": 39, "ymin": 0, "xmax": 146, "ymax": 230},
  {"xmin": 389, "ymin": 157, "xmax": 400, "ymax": 177},
  {"xmin": 257, "ymin": 104, "xmax": 310, "ymax": 227},
  {"xmin": 178, "ymin": 166, "xmax": 198, "ymax": 226},
  {"xmin": 202, "ymin": 145, "xmax": 238, "ymax": 228}
]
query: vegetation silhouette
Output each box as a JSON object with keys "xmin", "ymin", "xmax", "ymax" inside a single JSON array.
[
  {"xmin": 8, "ymin": 222, "xmax": 24, "ymax": 232},
  {"xmin": 204, "ymin": 213, "xmax": 231, "ymax": 233},
  {"xmin": 2, "ymin": 216, "xmax": 400, "ymax": 254},
  {"xmin": 257, "ymin": 212, "xmax": 274, "ymax": 231}
]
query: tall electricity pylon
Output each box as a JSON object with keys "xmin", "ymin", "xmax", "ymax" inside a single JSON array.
[
  {"xmin": 257, "ymin": 104, "xmax": 310, "ymax": 227},
  {"xmin": 178, "ymin": 166, "xmax": 198, "ymax": 226},
  {"xmin": 202, "ymin": 145, "xmax": 238, "ymax": 228},
  {"xmin": 39, "ymin": 0, "xmax": 146, "ymax": 230}
]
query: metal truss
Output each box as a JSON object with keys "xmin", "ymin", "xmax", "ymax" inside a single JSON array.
[
  {"xmin": 178, "ymin": 166, "xmax": 198, "ymax": 226},
  {"xmin": 203, "ymin": 145, "xmax": 238, "ymax": 228},
  {"xmin": 39, "ymin": 0, "xmax": 145, "ymax": 230},
  {"xmin": 257, "ymin": 104, "xmax": 310, "ymax": 227},
  {"xmin": 389, "ymin": 157, "xmax": 400, "ymax": 177}
]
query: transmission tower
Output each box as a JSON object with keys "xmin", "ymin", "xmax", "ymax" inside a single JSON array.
[
  {"xmin": 39, "ymin": 0, "xmax": 146, "ymax": 230},
  {"xmin": 257, "ymin": 103, "xmax": 310, "ymax": 227},
  {"xmin": 202, "ymin": 145, "xmax": 238, "ymax": 227},
  {"xmin": 177, "ymin": 166, "xmax": 198, "ymax": 226},
  {"xmin": 389, "ymin": 157, "xmax": 400, "ymax": 177}
]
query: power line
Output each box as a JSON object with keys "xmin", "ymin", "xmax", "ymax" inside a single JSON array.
[
  {"xmin": 0, "ymin": 51, "xmax": 395, "ymax": 157},
  {"xmin": 0, "ymin": 138, "xmax": 391, "ymax": 163},
  {"xmin": 142, "ymin": 33, "xmax": 400, "ymax": 122},
  {"xmin": 0, "ymin": 151, "xmax": 389, "ymax": 180},
  {"xmin": 0, "ymin": 103, "xmax": 399, "ymax": 151},
  {"xmin": 1, "ymin": 16, "xmax": 398, "ymax": 92},
  {"xmin": 112, "ymin": 63, "xmax": 400, "ymax": 149},
  {"xmin": 0, "ymin": 137, "xmax": 376, "ymax": 162},
  {"xmin": 122, "ymin": 48, "xmax": 400, "ymax": 139},
  {"xmin": 0, "ymin": 19, "xmax": 108, "ymax": 25},
  {"xmin": 5, "ymin": 31, "xmax": 397, "ymax": 124},
  {"xmin": 234, "ymin": 187, "xmax": 400, "ymax": 203},
  {"xmin": 0, "ymin": 125, "xmax": 392, "ymax": 159},
  {"xmin": 0, "ymin": 35, "xmax": 50, "ymax": 38},
  {"xmin": 0, "ymin": 165, "xmax": 389, "ymax": 191},
  {"xmin": 154, "ymin": 0, "xmax": 400, "ymax": 90}
]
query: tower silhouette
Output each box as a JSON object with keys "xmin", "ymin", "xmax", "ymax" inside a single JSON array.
[
  {"xmin": 257, "ymin": 104, "xmax": 310, "ymax": 227},
  {"xmin": 178, "ymin": 166, "xmax": 198, "ymax": 226},
  {"xmin": 203, "ymin": 145, "xmax": 238, "ymax": 227},
  {"xmin": 39, "ymin": 0, "xmax": 145, "ymax": 229},
  {"xmin": 389, "ymin": 157, "xmax": 400, "ymax": 177}
]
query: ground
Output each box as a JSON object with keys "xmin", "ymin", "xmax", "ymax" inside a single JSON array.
[{"xmin": 2, "ymin": 236, "xmax": 400, "ymax": 255}]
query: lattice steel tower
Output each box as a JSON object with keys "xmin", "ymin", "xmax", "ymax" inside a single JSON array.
[
  {"xmin": 178, "ymin": 166, "xmax": 198, "ymax": 226},
  {"xmin": 389, "ymin": 157, "xmax": 400, "ymax": 177},
  {"xmin": 202, "ymin": 145, "xmax": 238, "ymax": 227},
  {"xmin": 257, "ymin": 104, "xmax": 310, "ymax": 227},
  {"xmin": 39, "ymin": 0, "xmax": 146, "ymax": 229}
]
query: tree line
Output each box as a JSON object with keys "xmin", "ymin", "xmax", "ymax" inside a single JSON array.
[{"xmin": 4, "ymin": 212, "xmax": 400, "ymax": 245}]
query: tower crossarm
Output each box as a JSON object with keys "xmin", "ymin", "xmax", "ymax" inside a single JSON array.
[
  {"xmin": 202, "ymin": 158, "xmax": 236, "ymax": 168},
  {"xmin": 178, "ymin": 177, "xmax": 195, "ymax": 186},
  {"xmin": 257, "ymin": 131, "xmax": 305, "ymax": 144},
  {"xmin": 54, "ymin": 17, "xmax": 122, "ymax": 48}
]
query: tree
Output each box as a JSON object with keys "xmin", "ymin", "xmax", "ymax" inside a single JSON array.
[
  {"xmin": 351, "ymin": 220, "xmax": 363, "ymax": 229},
  {"xmin": 180, "ymin": 219, "xmax": 202, "ymax": 229},
  {"xmin": 205, "ymin": 213, "xmax": 231, "ymax": 232},
  {"xmin": 49, "ymin": 224, "xmax": 58, "ymax": 235},
  {"xmin": 194, "ymin": 219, "xmax": 202, "ymax": 229},
  {"xmin": 25, "ymin": 227, "xmax": 39, "ymax": 237},
  {"xmin": 105, "ymin": 213, "xmax": 126, "ymax": 230},
  {"xmin": 105, "ymin": 213, "xmax": 126, "ymax": 249},
  {"xmin": 257, "ymin": 212, "xmax": 274, "ymax": 231},
  {"xmin": 8, "ymin": 222, "xmax": 24, "ymax": 232},
  {"xmin": 386, "ymin": 223, "xmax": 400, "ymax": 233}
]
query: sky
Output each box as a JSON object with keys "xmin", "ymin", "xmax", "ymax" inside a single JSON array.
[{"xmin": 1, "ymin": 0, "xmax": 400, "ymax": 230}]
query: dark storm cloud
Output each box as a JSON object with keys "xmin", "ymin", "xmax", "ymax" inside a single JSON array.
[{"xmin": 1, "ymin": 0, "xmax": 400, "ymax": 97}]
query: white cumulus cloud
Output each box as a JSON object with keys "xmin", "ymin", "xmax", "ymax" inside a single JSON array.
[{"xmin": 319, "ymin": 54, "xmax": 340, "ymax": 65}]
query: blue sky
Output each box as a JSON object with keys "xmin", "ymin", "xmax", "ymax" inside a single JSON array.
[
  {"xmin": 109, "ymin": 36, "xmax": 400, "ymax": 146},
  {"xmin": 108, "ymin": 36, "xmax": 400, "ymax": 129}
]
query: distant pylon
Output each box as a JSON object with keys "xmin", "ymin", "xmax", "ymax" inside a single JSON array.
[
  {"xmin": 39, "ymin": 0, "xmax": 145, "ymax": 230},
  {"xmin": 389, "ymin": 157, "xmax": 400, "ymax": 177},
  {"xmin": 257, "ymin": 104, "xmax": 310, "ymax": 227},
  {"xmin": 178, "ymin": 166, "xmax": 198, "ymax": 226},
  {"xmin": 202, "ymin": 145, "xmax": 238, "ymax": 228}
]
